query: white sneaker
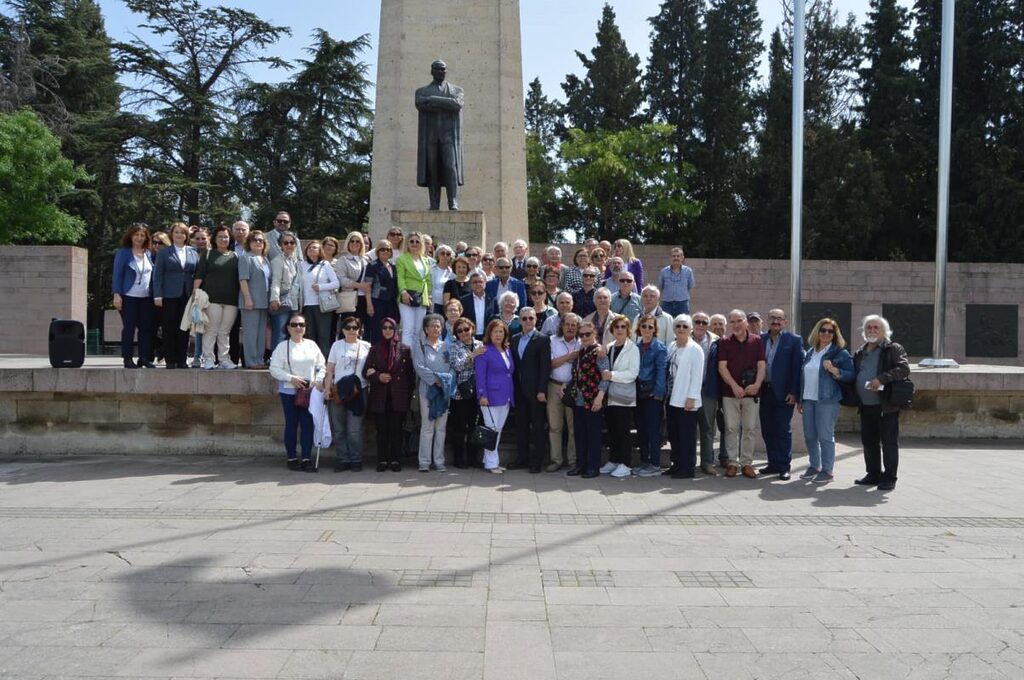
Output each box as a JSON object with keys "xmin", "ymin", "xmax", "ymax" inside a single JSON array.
[
  {"xmin": 219, "ymin": 360, "xmax": 238, "ymax": 370},
  {"xmin": 599, "ymin": 461, "xmax": 617, "ymax": 474},
  {"xmin": 204, "ymin": 362, "xmax": 217, "ymax": 370},
  {"xmin": 610, "ymin": 464, "xmax": 632, "ymax": 478}
]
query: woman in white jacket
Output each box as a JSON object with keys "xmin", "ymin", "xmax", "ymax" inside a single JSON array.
[
  {"xmin": 600, "ymin": 314, "xmax": 640, "ymax": 478},
  {"xmin": 269, "ymin": 314, "xmax": 327, "ymax": 472},
  {"xmin": 665, "ymin": 314, "xmax": 705, "ymax": 479}
]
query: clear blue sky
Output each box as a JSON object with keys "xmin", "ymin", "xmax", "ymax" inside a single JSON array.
[{"xmin": 95, "ymin": 0, "xmax": 867, "ymax": 101}]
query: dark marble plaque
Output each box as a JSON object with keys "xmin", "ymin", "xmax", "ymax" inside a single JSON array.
[
  {"xmin": 882, "ymin": 304, "xmax": 934, "ymax": 357},
  {"xmin": 966, "ymin": 304, "xmax": 1019, "ymax": 358},
  {"xmin": 800, "ymin": 302, "xmax": 852, "ymax": 348}
]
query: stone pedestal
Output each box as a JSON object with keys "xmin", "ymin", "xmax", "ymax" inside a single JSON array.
[
  {"xmin": 0, "ymin": 246, "xmax": 88, "ymax": 354},
  {"xmin": 369, "ymin": 0, "xmax": 527, "ymax": 246},
  {"xmin": 390, "ymin": 210, "xmax": 486, "ymax": 250}
]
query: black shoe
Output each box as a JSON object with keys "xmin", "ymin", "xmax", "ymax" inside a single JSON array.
[
  {"xmin": 287, "ymin": 458, "xmax": 301, "ymax": 471},
  {"xmin": 671, "ymin": 471, "xmax": 695, "ymax": 479},
  {"xmin": 301, "ymin": 459, "xmax": 318, "ymax": 473},
  {"xmin": 334, "ymin": 462, "xmax": 350, "ymax": 473},
  {"xmin": 759, "ymin": 466, "xmax": 779, "ymax": 475},
  {"xmin": 529, "ymin": 467, "xmax": 541, "ymax": 474},
  {"xmin": 661, "ymin": 466, "xmax": 678, "ymax": 476},
  {"xmin": 138, "ymin": 361, "xmax": 156, "ymax": 369},
  {"xmin": 390, "ymin": 461, "xmax": 402, "ymax": 472},
  {"xmin": 855, "ymin": 475, "xmax": 882, "ymax": 486},
  {"xmin": 877, "ymin": 479, "xmax": 896, "ymax": 491},
  {"xmin": 581, "ymin": 470, "xmax": 599, "ymax": 479},
  {"xmin": 566, "ymin": 466, "xmax": 582, "ymax": 476},
  {"xmin": 350, "ymin": 463, "xmax": 362, "ymax": 472},
  {"xmin": 376, "ymin": 462, "xmax": 388, "ymax": 472},
  {"xmin": 123, "ymin": 359, "xmax": 138, "ymax": 369},
  {"xmin": 778, "ymin": 471, "xmax": 791, "ymax": 481}
]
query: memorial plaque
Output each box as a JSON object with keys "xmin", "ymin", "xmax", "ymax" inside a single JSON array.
[
  {"xmin": 966, "ymin": 304, "xmax": 1019, "ymax": 358},
  {"xmin": 800, "ymin": 302, "xmax": 852, "ymax": 348},
  {"xmin": 882, "ymin": 304, "xmax": 934, "ymax": 357}
]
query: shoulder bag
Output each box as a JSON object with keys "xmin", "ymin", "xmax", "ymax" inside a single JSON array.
[
  {"xmin": 470, "ymin": 406, "xmax": 500, "ymax": 450},
  {"xmin": 336, "ymin": 258, "xmax": 360, "ymax": 313},
  {"xmin": 887, "ymin": 378, "xmax": 915, "ymax": 409},
  {"xmin": 315, "ymin": 263, "xmax": 341, "ymax": 313},
  {"xmin": 286, "ymin": 341, "xmax": 313, "ymax": 408}
]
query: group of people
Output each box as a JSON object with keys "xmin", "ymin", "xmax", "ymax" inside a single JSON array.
[{"xmin": 115, "ymin": 220, "xmax": 909, "ymax": 490}]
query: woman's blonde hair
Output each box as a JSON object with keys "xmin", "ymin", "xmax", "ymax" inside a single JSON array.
[
  {"xmin": 615, "ymin": 239, "xmax": 637, "ymax": 263},
  {"xmin": 808, "ymin": 317, "xmax": 846, "ymax": 350},
  {"xmin": 344, "ymin": 231, "xmax": 365, "ymax": 256}
]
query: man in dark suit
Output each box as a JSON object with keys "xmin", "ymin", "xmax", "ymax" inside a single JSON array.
[
  {"xmin": 485, "ymin": 258, "xmax": 527, "ymax": 309},
  {"xmin": 459, "ymin": 272, "xmax": 493, "ymax": 340},
  {"xmin": 510, "ymin": 307, "xmax": 551, "ymax": 472},
  {"xmin": 759, "ymin": 308, "xmax": 805, "ymax": 480},
  {"xmin": 509, "ymin": 239, "xmax": 529, "ymax": 280}
]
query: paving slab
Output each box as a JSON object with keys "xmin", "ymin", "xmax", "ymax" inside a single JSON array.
[{"xmin": 0, "ymin": 441, "xmax": 1023, "ymax": 679}]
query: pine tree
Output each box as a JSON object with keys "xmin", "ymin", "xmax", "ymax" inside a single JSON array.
[
  {"xmin": 561, "ymin": 4, "xmax": 643, "ymax": 132},
  {"xmin": 695, "ymin": 0, "xmax": 761, "ymax": 255},
  {"xmin": 524, "ymin": 78, "xmax": 566, "ymax": 242}
]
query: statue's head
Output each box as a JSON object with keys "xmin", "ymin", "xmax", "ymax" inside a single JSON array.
[{"xmin": 431, "ymin": 60, "xmax": 447, "ymax": 82}]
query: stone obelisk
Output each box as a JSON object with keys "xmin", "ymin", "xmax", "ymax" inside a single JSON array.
[{"xmin": 369, "ymin": 0, "xmax": 528, "ymax": 246}]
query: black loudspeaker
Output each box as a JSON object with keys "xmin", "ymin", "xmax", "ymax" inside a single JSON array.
[{"xmin": 48, "ymin": 319, "xmax": 85, "ymax": 368}]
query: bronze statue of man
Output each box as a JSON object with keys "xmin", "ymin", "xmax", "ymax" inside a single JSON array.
[{"xmin": 415, "ymin": 59, "xmax": 464, "ymax": 210}]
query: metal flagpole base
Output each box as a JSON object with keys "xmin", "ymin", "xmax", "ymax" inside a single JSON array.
[{"xmin": 919, "ymin": 358, "xmax": 960, "ymax": 368}]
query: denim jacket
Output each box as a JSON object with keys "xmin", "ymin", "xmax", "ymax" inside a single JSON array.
[
  {"xmin": 636, "ymin": 338, "xmax": 668, "ymax": 399},
  {"xmin": 800, "ymin": 344, "xmax": 854, "ymax": 403}
]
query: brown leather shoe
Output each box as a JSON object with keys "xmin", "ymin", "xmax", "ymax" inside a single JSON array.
[
  {"xmin": 741, "ymin": 465, "xmax": 757, "ymax": 479},
  {"xmin": 725, "ymin": 465, "xmax": 738, "ymax": 478}
]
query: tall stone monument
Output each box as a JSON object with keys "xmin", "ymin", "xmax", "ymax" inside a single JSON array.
[{"xmin": 369, "ymin": 0, "xmax": 528, "ymax": 247}]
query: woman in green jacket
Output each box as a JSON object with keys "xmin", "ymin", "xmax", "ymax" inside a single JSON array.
[{"xmin": 396, "ymin": 231, "xmax": 432, "ymax": 347}]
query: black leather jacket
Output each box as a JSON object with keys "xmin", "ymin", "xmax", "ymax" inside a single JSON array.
[{"xmin": 852, "ymin": 340, "xmax": 911, "ymax": 413}]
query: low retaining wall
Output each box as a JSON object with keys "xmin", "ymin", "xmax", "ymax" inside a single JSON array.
[{"xmin": 0, "ymin": 363, "xmax": 1020, "ymax": 456}]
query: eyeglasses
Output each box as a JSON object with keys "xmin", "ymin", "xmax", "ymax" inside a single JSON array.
[
  {"xmin": 819, "ymin": 328, "xmax": 835, "ymax": 334},
  {"xmin": 579, "ymin": 331, "xmax": 594, "ymax": 338},
  {"xmin": 693, "ymin": 320, "xmax": 709, "ymax": 325},
  {"xmin": 288, "ymin": 322, "xmax": 306, "ymax": 328},
  {"xmin": 343, "ymin": 325, "xmax": 359, "ymax": 331},
  {"xmin": 526, "ymin": 263, "xmax": 539, "ymax": 268},
  {"xmin": 582, "ymin": 273, "xmax": 596, "ymax": 278},
  {"xmin": 252, "ymin": 238, "xmax": 265, "ymax": 243},
  {"xmin": 639, "ymin": 324, "xmax": 655, "ymax": 330}
]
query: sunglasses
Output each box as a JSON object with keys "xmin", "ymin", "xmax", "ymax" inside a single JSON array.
[
  {"xmin": 388, "ymin": 231, "xmax": 401, "ymax": 236},
  {"xmin": 496, "ymin": 264, "xmax": 510, "ymax": 270},
  {"xmin": 381, "ymin": 324, "xmax": 395, "ymax": 331},
  {"xmin": 343, "ymin": 325, "xmax": 359, "ymax": 331},
  {"xmin": 819, "ymin": 328, "xmax": 835, "ymax": 334},
  {"xmin": 639, "ymin": 324, "xmax": 655, "ymax": 330},
  {"xmin": 467, "ymin": 252, "xmax": 480, "ymax": 258},
  {"xmin": 526, "ymin": 263, "xmax": 539, "ymax": 268},
  {"xmin": 693, "ymin": 320, "xmax": 709, "ymax": 325},
  {"xmin": 531, "ymin": 290, "xmax": 546, "ymax": 296},
  {"xmin": 280, "ymin": 240, "xmax": 296, "ymax": 246},
  {"xmin": 288, "ymin": 322, "xmax": 306, "ymax": 328},
  {"xmin": 456, "ymin": 327, "xmax": 472, "ymax": 334},
  {"xmin": 252, "ymin": 238, "xmax": 265, "ymax": 243},
  {"xmin": 620, "ymin": 279, "xmax": 633, "ymax": 284},
  {"xmin": 579, "ymin": 331, "xmax": 594, "ymax": 338},
  {"xmin": 582, "ymin": 273, "xmax": 596, "ymax": 278},
  {"xmin": 408, "ymin": 240, "xmax": 421, "ymax": 245},
  {"xmin": 675, "ymin": 324, "xmax": 690, "ymax": 330}
]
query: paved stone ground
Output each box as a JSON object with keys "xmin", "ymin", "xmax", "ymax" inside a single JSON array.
[{"xmin": 0, "ymin": 439, "xmax": 1022, "ymax": 679}]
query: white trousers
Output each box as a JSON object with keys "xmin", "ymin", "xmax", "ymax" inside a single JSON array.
[
  {"xmin": 400, "ymin": 303, "xmax": 426, "ymax": 348},
  {"xmin": 481, "ymin": 404, "xmax": 510, "ymax": 470},
  {"xmin": 203, "ymin": 303, "xmax": 238, "ymax": 365}
]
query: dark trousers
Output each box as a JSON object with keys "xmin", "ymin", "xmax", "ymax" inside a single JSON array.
[
  {"xmin": 119, "ymin": 295, "xmax": 154, "ymax": 362},
  {"xmin": 515, "ymin": 392, "xmax": 548, "ymax": 469},
  {"xmin": 366, "ymin": 299, "xmax": 398, "ymax": 344},
  {"xmin": 759, "ymin": 389, "xmax": 795, "ymax": 472},
  {"xmin": 280, "ymin": 392, "xmax": 314, "ymax": 460},
  {"xmin": 229, "ymin": 311, "xmax": 242, "ymax": 365},
  {"xmin": 661, "ymin": 300, "xmax": 690, "ymax": 317},
  {"xmin": 425, "ymin": 138, "xmax": 459, "ymax": 209},
  {"xmin": 716, "ymin": 405, "xmax": 729, "ymax": 463},
  {"xmin": 860, "ymin": 405, "xmax": 900, "ymax": 481},
  {"xmin": 667, "ymin": 405, "xmax": 698, "ymax": 476},
  {"xmin": 447, "ymin": 398, "xmax": 480, "ymax": 467},
  {"xmin": 375, "ymin": 406, "xmax": 405, "ymax": 463},
  {"xmin": 604, "ymin": 405, "xmax": 634, "ymax": 466},
  {"xmin": 574, "ymin": 405, "xmax": 604, "ymax": 474},
  {"xmin": 161, "ymin": 294, "xmax": 190, "ymax": 367},
  {"xmin": 635, "ymin": 397, "xmax": 664, "ymax": 467}
]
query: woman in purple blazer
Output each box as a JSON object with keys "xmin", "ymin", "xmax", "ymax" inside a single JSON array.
[{"xmin": 474, "ymin": 319, "xmax": 514, "ymax": 473}]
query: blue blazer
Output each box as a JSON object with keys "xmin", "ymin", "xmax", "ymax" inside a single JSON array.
[
  {"xmin": 485, "ymin": 277, "xmax": 527, "ymax": 310},
  {"xmin": 701, "ymin": 339, "xmax": 721, "ymax": 399},
  {"xmin": 761, "ymin": 331, "xmax": 804, "ymax": 401},
  {"xmin": 153, "ymin": 245, "xmax": 199, "ymax": 299},
  {"xmin": 474, "ymin": 345, "xmax": 514, "ymax": 407},
  {"xmin": 112, "ymin": 248, "xmax": 154, "ymax": 296}
]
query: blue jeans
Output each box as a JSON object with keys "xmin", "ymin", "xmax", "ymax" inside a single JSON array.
[
  {"xmin": 269, "ymin": 307, "xmax": 292, "ymax": 354},
  {"xmin": 661, "ymin": 300, "xmax": 690, "ymax": 317},
  {"xmin": 280, "ymin": 392, "xmax": 314, "ymax": 460},
  {"xmin": 802, "ymin": 399, "xmax": 840, "ymax": 473},
  {"xmin": 635, "ymin": 397, "xmax": 664, "ymax": 467},
  {"xmin": 574, "ymin": 405, "xmax": 604, "ymax": 475},
  {"xmin": 330, "ymin": 398, "xmax": 364, "ymax": 464}
]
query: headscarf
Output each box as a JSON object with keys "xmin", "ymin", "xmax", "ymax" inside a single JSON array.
[{"xmin": 373, "ymin": 317, "xmax": 401, "ymax": 372}]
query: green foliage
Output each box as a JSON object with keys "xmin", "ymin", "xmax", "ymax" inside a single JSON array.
[
  {"xmin": 560, "ymin": 123, "xmax": 699, "ymax": 242},
  {"xmin": 524, "ymin": 78, "xmax": 567, "ymax": 242},
  {"xmin": 561, "ymin": 4, "xmax": 644, "ymax": 132},
  {"xmin": 0, "ymin": 108, "xmax": 87, "ymax": 243}
]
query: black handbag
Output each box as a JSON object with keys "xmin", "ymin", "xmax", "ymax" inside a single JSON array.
[
  {"xmin": 470, "ymin": 407, "xmax": 500, "ymax": 450},
  {"xmin": 638, "ymin": 380, "xmax": 656, "ymax": 400},
  {"xmin": 457, "ymin": 380, "xmax": 475, "ymax": 400},
  {"xmin": 560, "ymin": 382, "xmax": 577, "ymax": 408},
  {"xmin": 739, "ymin": 368, "xmax": 757, "ymax": 387},
  {"xmin": 404, "ymin": 289, "xmax": 423, "ymax": 307},
  {"xmin": 838, "ymin": 379, "xmax": 859, "ymax": 407},
  {"xmin": 887, "ymin": 378, "xmax": 915, "ymax": 409}
]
